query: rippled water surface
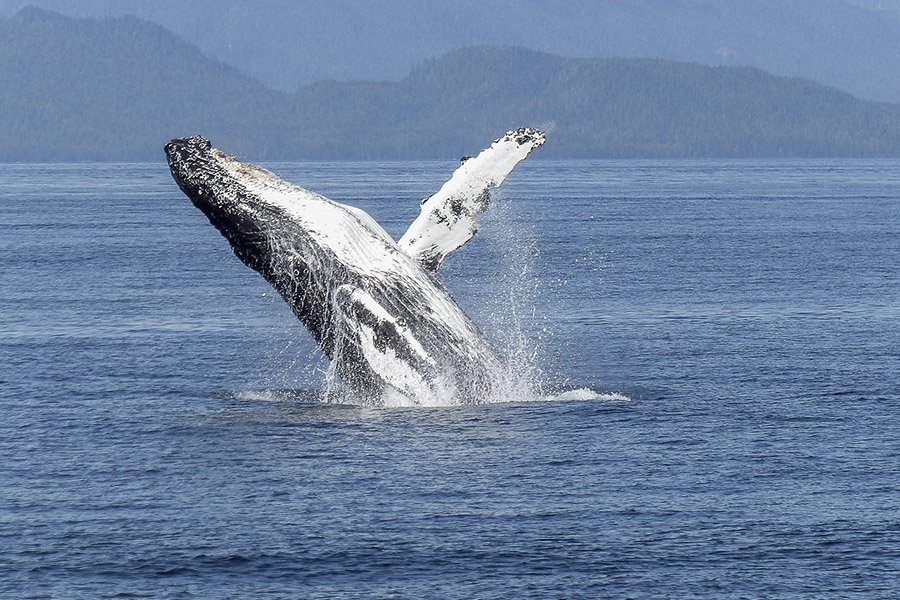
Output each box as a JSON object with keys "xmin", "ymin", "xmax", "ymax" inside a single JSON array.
[{"xmin": 2, "ymin": 160, "xmax": 899, "ymax": 598}]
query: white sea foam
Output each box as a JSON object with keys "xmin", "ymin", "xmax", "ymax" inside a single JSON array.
[
  {"xmin": 227, "ymin": 383, "xmax": 630, "ymax": 407},
  {"xmin": 547, "ymin": 388, "xmax": 631, "ymax": 402}
]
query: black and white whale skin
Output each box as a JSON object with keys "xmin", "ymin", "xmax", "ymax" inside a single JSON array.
[{"xmin": 165, "ymin": 129, "xmax": 545, "ymax": 405}]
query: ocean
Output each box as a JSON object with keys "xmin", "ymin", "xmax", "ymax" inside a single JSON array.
[{"xmin": 1, "ymin": 159, "xmax": 898, "ymax": 598}]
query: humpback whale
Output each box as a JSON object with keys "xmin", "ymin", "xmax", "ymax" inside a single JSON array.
[{"xmin": 165, "ymin": 128, "xmax": 545, "ymax": 405}]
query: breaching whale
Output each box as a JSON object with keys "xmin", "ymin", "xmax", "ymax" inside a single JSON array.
[{"xmin": 165, "ymin": 128, "xmax": 545, "ymax": 405}]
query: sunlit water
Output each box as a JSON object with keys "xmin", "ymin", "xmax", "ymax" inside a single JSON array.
[{"xmin": 1, "ymin": 160, "xmax": 899, "ymax": 598}]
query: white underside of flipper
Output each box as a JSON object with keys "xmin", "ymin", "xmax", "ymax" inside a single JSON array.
[{"xmin": 398, "ymin": 128, "xmax": 545, "ymax": 270}]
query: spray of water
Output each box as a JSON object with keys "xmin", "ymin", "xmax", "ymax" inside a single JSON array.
[
  {"xmin": 452, "ymin": 190, "xmax": 546, "ymax": 403},
  {"xmin": 449, "ymin": 192, "xmax": 628, "ymax": 405}
]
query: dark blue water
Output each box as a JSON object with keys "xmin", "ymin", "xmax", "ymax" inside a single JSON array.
[{"xmin": 2, "ymin": 160, "xmax": 898, "ymax": 598}]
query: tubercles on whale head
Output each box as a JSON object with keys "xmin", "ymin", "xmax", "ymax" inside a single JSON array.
[
  {"xmin": 164, "ymin": 136, "xmax": 226, "ymax": 208},
  {"xmin": 164, "ymin": 134, "xmax": 211, "ymax": 156}
]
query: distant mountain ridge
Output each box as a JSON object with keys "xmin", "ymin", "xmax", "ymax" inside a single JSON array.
[
  {"xmin": 2, "ymin": 0, "xmax": 900, "ymax": 104},
  {"xmin": 0, "ymin": 6, "xmax": 286, "ymax": 160},
  {"xmin": 2, "ymin": 8, "xmax": 899, "ymax": 161}
]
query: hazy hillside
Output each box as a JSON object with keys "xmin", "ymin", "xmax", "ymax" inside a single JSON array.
[
  {"xmin": 2, "ymin": 9, "xmax": 900, "ymax": 161},
  {"xmin": 0, "ymin": 7, "xmax": 290, "ymax": 160},
  {"xmin": 292, "ymin": 47, "xmax": 900, "ymax": 159},
  {"xmin": 1, "ymin": 0, "xmax": 900, "ymax": 104}
]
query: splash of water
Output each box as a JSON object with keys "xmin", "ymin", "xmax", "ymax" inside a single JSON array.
[{"xmin": 452, "ymin": 189, "xmax": 546, "ymax": 403}]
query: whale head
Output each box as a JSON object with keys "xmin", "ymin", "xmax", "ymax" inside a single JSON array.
[
  {"xmin": 165, "ymin": 136, "xmax": 292, "ymax": 275},
  {"xmin": 164, "ymin": 135, "xmax": 359, "ymax": 354},
  {"xmin": 165, "ymin": 135, "xmax": 398, "ymax": 275}
]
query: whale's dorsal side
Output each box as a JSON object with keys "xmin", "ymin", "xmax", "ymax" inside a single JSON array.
[{"xmin": 398, "ymin": 127, "xmax": 545, "ymax": 271}]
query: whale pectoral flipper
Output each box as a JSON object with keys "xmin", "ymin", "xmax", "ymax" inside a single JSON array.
[
  {"xmin": 332, "ymin": 285, "xmax": 440, "ymax": 403},
  {"xmin": 397, "ymin": 127, "xmax": 546, "ymax": 271}
]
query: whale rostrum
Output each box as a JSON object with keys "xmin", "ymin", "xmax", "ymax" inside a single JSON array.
[{"xmin": 165, "ymin": 128, "xmax": 546, "ymax": 404}]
